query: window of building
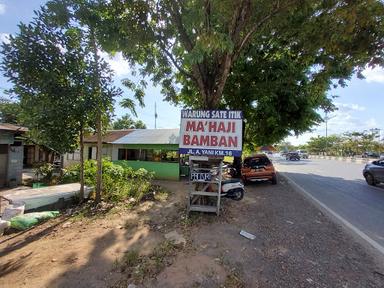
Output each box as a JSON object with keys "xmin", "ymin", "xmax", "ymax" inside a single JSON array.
[
  {"xmin": 67, "ymin": 151, "xmax": 80, "ymax": 161},
  {"xmin": 117, "ymin": 148, "xmax": 178, "ymax": 163}
]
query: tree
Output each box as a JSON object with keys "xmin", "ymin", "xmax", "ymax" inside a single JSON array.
[
  {"xmin": 52, "ymin": 0, "xmax": 143, "ymax": 202},
  {"xmin": 0, "ymin": 98, "xmax": 23, "ymax": 124},
  {"xmin": 275, "ymin": 141, "xmax": 295, "ymax": 153},
  {"xmin": 111, "ymin": 114, "xmax": 147, "ymax": 129},
  {"xmin": 307, "ymin": 136, "xmax": 329, "ymax": 155},
  {"xmin": 219, "ymin": 45, "xmax": 336, "ymax": 145},
  {"xmin": 98, "ymin": 0, "xmax": 384, "ymax": 144},
  {"xmin": 306, "ymin": 130, "xmax": 384, "ymax": 157},
  {"xmin": 2, "ymin": 11, "xmax": 86, "ymax": 153},
  {"xmin": 1, "ymin": 1, "xmax": 130, "ymax": 202}
]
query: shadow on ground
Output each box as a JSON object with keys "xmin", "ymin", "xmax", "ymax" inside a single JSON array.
[{"xmin": 1, "ymin": 178, "xmax": 384, "ymax": 288}]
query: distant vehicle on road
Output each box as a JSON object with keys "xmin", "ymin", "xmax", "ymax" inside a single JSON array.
[
  {"xmin": 280, "ymin": 151, "xmax": 288, "ymax": 157},
  {"xmin": 362, "ymin": 151, "xmax": 380, "ymax": 158},
  {"xmin": 241, "ymin": 154, "xmax": 277, "ymax": 185},
  {"xmin": 296, "ymin": 150, "xmax": 309, "ymax": 159},
  {"xmin": 286, "ymin": 152, "xmax": 300, "ymax": 161},
  {"xmin": 363, "ymin": 159, "xmax": 384, "ymax": 186}
]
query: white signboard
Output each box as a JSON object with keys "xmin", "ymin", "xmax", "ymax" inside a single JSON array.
[{"xmin": 179, "ymin": 110, "xmax": 243, "ymax": 157}]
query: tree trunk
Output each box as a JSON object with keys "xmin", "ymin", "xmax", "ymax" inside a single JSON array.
[
  {"xmin": 95, "ymin": 112, "xmax": 102, "ymax": 204},
  {"xmin": 79, "ymin": 127, "xmax": 85, "ymax": 202},
  {"xmin": 89, "ymin": 26, "xmax": 103, "ymax": 204}
]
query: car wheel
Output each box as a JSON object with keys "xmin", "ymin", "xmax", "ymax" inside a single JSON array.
[
  {"xmin": 365, "ymin": 173, "xmax": 376, "ymax": 186},
  {"xmin": 271, "ymin": 174, "xmax": 277, "ymax": 185}
]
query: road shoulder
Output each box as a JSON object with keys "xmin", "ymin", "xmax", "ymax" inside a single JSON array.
[{"xmin": 279, "ymin": 171, "xmax": 384, "ymax": 265}]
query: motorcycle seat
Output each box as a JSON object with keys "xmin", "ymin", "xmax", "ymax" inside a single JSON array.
[{"xmin": 222, "ymin": 179, "xmax": 241, "ymax": 184}]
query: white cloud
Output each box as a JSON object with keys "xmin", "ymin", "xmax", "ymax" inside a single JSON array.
[
  {"xmin": 99, "ymin": 51, "xmax": 130, "ymax": 77},
  {"xmin": 0, "ymin": 32, "xmax": 10, "ymax": 44},
  {"xmin": 334, "ymin": 102, "xmax": 366, "ymax": 112},
  {"xmin": 0, "ymin": 3, "xmax": 5, "ymax": 15},
  {"xmin": 286, "ymin": 132, "xmax": 319, "ymax": 146},
  {"xmin": 324, "ymin": 110, "xmax": 372, "ymax": 135},
  {"xmin": 284, "ymin": 102, "xmax": 377, "ymax": 145},
  {"xmin": 362, "ymin": 66, "xmax": 384, "ymax": 83}
]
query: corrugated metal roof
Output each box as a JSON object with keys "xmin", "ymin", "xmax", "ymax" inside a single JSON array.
[
  {"xmin": 84, "ymin": 130, "xmax": 134, "ymax": 143},
  {"xmin": 0, "ymin": 123, "xmax": 28, "ymax": 133},
  {"xmin": 112, "ymin": 129, "xmax": 180, "ymax": 145}
]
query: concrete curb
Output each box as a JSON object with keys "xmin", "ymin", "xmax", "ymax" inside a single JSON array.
[
  {"xmin": 309, "ymin": 155, "xmax": 371, "ymax": 164},
  {"xmin": 278, "ymin": 171, "xmax": 384, "ymax": 259}
]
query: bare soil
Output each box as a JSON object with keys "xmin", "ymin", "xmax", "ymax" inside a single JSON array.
[{"xmin": 1, "ymin": 179, "xmax": 384, "ymax": 288}]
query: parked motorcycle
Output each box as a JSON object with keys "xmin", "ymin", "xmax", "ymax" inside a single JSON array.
[
  {"xmin": 221, "ymin": 179, "xmax": 244, "ymax": 201},
  {"xmin": 223, "ymin": 164, "xmax": 237, "ymax": 178},
  {"xmin": 198, "ymin": 165, "xmax": 245, "ymax": 201}
]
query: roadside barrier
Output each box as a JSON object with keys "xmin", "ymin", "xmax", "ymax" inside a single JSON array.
[{"xmin": 309, "ymin": 155, "xmax": 371, "ymax": 164}]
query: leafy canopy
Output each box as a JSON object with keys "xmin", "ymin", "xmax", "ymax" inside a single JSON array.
[
  {"xmin": 110, "ymin": 114, "xmax": 147, "ymax": 130},
  {"xmin": 307, "ymin": 130, "xmax": 384, "ymax": 156},
  {"xmin": 1, "ymin": 1, "xmax": 121, "ymax": 153},
  {"xmin": 97, "ymin": 0, "xmax": 384, "ymax": 145},
  {"xmin": 0, "ymin": 98, "xmax": 23, "ymax": 124}
]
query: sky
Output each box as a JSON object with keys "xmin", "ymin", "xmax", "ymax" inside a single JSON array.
[{"xmin": 0, "ymin": 0, "xmax": 383, "ymax": 145}]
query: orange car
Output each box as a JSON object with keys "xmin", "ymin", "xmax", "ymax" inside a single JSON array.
[{"xmin": 241, "ymin": 154, "xmax": 277, "ymax": 185}]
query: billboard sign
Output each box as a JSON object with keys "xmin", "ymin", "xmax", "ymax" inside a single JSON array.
[{"xmin": 179, "ymin": 110, "xmax": 243, "ymax": 157}]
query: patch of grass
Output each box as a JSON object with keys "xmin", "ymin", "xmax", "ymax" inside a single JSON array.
[
  {"xmin": 140, "ymin": 185, "xmax": 171, "ymax": 203},
  {"xmin": 71, "ymin": 201, "xmax": 116, "ymax": 222},
  {"xmin": 180, "ymin": 213, "xmax": 202, "ymax": 227},
  {"xmin": 152, "ymin": 240, "xmax": 178, "ymax": 263},
  {"xmin": 153, "ymin": 189, "xmax": 169, "ymax": 202},
  {"xmin": 71, "ymin": 205, "xmax": 91, "ymax": 222},
  {"xmin": 115, "ymin": 240, "xmax": 181, "ymax": 283},
  {"xmin": 122, "ymin": 250, "xmax": 140, "ymax": 269},
  {"xmin": 115, "ymin": 249, "xmax": 140, "ymax": 274},
  {"xmin": 134, "ymin": 240, "xmax": 179, "ymax": 281},
  {"xmin": 180, "ymin": 212, "xmax": 217, "ymax": 228},
  {"xmin": 124, "ymin": 218, "xmax": 138, "ymax": 230},
  {"xmin": 221, "ymin": 271, "xmax": 245, "ymax": 288}
]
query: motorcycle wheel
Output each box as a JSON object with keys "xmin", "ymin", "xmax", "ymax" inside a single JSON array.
[{"xmin": 230, "ymin": 188, "xmax": 244, "ymax": 201}]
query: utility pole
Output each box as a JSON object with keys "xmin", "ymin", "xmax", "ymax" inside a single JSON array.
[
  {"xmin": 324, "ymin": 111, "xmax": 335, "ymax": 156},
  {"xmin": 154, "ymin": 102, "xmax": 158, "ymax": 129},
  {"xmin": 325, "ymin": 111, "xmax": 329, "ymax": 155}
]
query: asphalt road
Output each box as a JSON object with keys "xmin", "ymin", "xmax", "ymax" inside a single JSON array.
[{"xmin": 274, "ymin": 157, "xmax": 384, "ymax": 251}]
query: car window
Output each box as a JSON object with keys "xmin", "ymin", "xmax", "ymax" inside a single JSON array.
[
  {"xmin": 378, "ymin": 161, "xmax": 384, "ymax": 166},
  {"xmin": 244, "ymin": 157, "xmax": 270, "ymax": 168}
]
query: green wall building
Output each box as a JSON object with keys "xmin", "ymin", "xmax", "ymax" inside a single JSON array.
[{"xmin": 64, "ymin": 129, "xmax": 181, "ymax": 180}]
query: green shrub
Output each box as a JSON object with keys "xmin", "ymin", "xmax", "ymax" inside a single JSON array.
[
  {"xmin": 60, "ymin": 158, "xmax": 154, "ymax": 203},
  {"xmin": 33, "ymin": 162, "xmax": 55, "ymax": 184},
  {"xmin": 61, "ymin": 164, "xmax": 80, "ymax": 184}
]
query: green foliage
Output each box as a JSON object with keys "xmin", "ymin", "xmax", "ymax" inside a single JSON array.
[
  {"xmin": 33, "ymin": 162, "xmax": 55, "ymax": 184},
  {"xmin": 221, "ymin": 45, "xmax": 336, "ymax": 145},
  {"xmin": 110, "ymin": 114, "xmax": 147, "ymax": 130},
  {"xmin": 2, "ymin": 12, "xmax": 84, "ymax": 153},
  {"xmin": 275, "ymin": 142, "xmax": 296, "ymax": 153},
  {"xmin": 0, "ymin": 0, "xmax": 128, "ymax": 154},
  {"xmin": 307, "ymin": 129, "xmax": 384, "ymax": 156},
  {"xmin": 62, "ymin": 159, "xmax": 154, "ymax": 203},
  {"xmin": 97, "ymin": 0, "xmax": 384, "ymax": 145},
  {"xmin": 116, "ymin": 240, "xmax": 180, "ymax": 282},
  {"xmin": 0, "ymin": 99, "xmax": 23, "ymax": 124}
]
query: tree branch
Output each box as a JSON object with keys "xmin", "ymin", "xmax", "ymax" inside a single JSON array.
[
  {"xmin": 167, "ymin": 0, "xmax": 194, "ymax": 52},
  {"xmin": 157, "ymin": 38, "xmax": 195, "ymax": 79},
  {"xmin": 167, "ymin": 0, "xmax": 212, "ymax": 107},
  {"xmin": 234, "ymin": 1, "xmax": 294, "ymax": 61}
]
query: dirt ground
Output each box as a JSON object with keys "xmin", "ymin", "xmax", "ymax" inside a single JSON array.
[{"xmin": 1, "ymin": 178, "xmax": 384, "ymax": 288}]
